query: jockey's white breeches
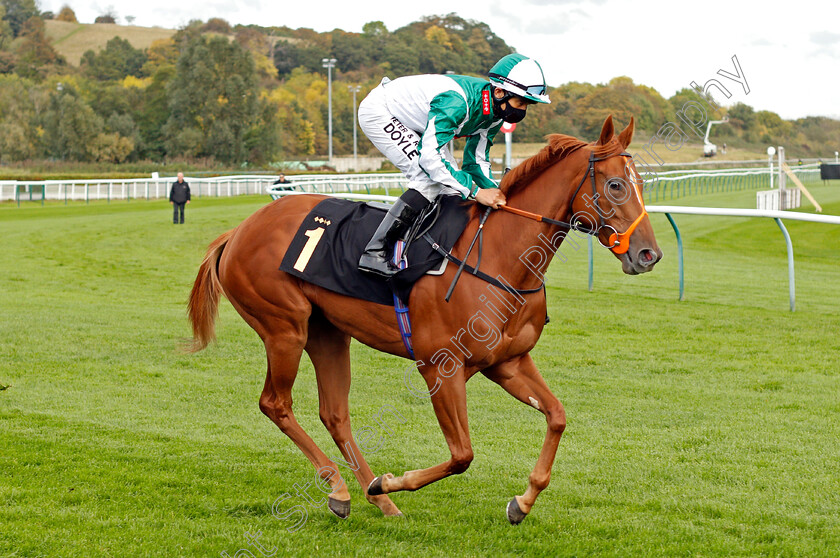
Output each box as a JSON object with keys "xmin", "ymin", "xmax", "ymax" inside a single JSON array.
[{"xmin": 358, "ymin": 81, "xmax": 462, "ymax": 202}]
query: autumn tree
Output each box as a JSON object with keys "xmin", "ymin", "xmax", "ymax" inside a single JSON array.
[
  {"xmin": 94, "ymin": 8, "xmax": 117, "ymax": 24},
  {"xmin": 235, "ymin": 27, "xmax": 277, "ymax": 80},
  {"xmin": 56, "ymin": 4, "xmax": 77, "ymax": 22},
  {"xmin": 14, "ymin": 16, "xmax": 65, "ymax": 80},
  {"xmin": 141, "ymin": 37, "xmax": 178, "ymax": 75},
  {"xmin": 202, "ymin": 17, "xmax": 231, "ymax": 34}
]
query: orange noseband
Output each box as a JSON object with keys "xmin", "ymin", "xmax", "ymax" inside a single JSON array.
[{"xmin": 604, "ymin": 209, "xmax": 647, "ymax": 254}]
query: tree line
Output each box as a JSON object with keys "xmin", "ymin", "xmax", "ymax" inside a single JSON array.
[{"xmin": 0, "ymin": 2, "xmax": 837, "ymax": 167}]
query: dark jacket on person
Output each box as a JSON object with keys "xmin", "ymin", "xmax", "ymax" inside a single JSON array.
[
  {"xmin": 273, "ymin": 176, "xmax": 294, "ymax": 191},
  {"xmin": 170, "ymin": 180, "xmax": 191, "ymax": 203}
]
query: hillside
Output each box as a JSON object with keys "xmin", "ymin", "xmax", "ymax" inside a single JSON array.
[
  {"xmin": 45, "ymin": 20, "xmax": 175, "ymax": 65},
  {"xmin": 0, "ymin": 14, "xmax": 835, "ymax": 167}
]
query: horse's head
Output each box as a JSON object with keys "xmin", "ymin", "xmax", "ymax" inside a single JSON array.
[{"xmin": 569, "ymin": 116, "xmax": 662, "ymax": 275}]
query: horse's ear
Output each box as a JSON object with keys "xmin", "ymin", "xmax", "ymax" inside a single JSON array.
[
  {"xmin": 617, "ymin": 117, "xmax": 635, "ymax": 149},
  {"xmin": 597, "ymin": 115, "xmax": 615, "ymax": 145}
]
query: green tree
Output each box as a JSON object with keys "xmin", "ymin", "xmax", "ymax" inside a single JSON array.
[
  {"xmin": 0, "ymin": 74, "xmax": 43, "ymax": 161},
  {"xmin": 135, "ymin": 64, "xmax": 174, "ymax": 159},
  {"xmin": 90, "ymin": 132, "xmax": 134, "ymax": 162},
  {"xmin": 106, "ymin": 111, "xmax": 141, "ymax": 154},
  {"xmin": 362, "ymin": 20, "xmax": 388, "ymax": 58},
  {"xmin": 381, "ymin": 40, "xmax": 419, "ymax": 76},
  {"xmin": 80, "ymin": 37, "xmax": 147, "ymax": 81},
  {"xmin": 569, "ymin": 77, "xmax": 669, "ymax": 138},
  {"xmin": 726, "ymin": 102, "xmax": 754, "ymax": 131},
  {"xmin": 41, "ymin": 87, "xmax": 104, "ymax": 160},
  {"xmin": 0, "ymin": 5, "xmax": 13, "ymax": 49},
  {"xmin": 330, "ymin": 30, "xmax": 370, "ymax": 72},
  {"xmin": 243, "ymin": 94, "xmax": 281, "ymax": 163},
  {"xmin": 273, "ymin": 39, "xmax": 300, "ymax": 78},
  {"xmin": 164, "ymin": 35, "xmax": 262, "ymax": 163},
  {"xmin": 1, "ymin": 0, "xmax": 38, "ymax": 37}
]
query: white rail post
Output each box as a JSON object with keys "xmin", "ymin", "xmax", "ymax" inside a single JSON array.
[{"xmin": 778, "ymin": 146, "xmax": 785, "ymax": 193}]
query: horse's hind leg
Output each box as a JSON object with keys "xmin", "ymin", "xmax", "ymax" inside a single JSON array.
[
  {"xmin": 367, "ymin": 363, "xmax": 475, "ymax": 495},
  {"xmin": 257, "ymin": 319, "xmax": 354, "ymax": 518},
  {"xmin": 305, "ymin": 313, "xmax": 403, "ymax": 517}
]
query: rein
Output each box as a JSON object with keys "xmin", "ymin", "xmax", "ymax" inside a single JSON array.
[
  {"xmin": 424, "ymin": 233, "xmax": 544, "ymax": 297},
  {"xmin": 500, "ymin": 151, "xmax": 647, "ymax": 255},
  {"xmin": 427, "ymin": 150, "xmax": 648, "ymax": 300}
]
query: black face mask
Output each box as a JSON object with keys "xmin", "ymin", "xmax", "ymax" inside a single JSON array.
[{"xmin": 493, "ymin": 93, "xmax": 527, "ymax": 123}]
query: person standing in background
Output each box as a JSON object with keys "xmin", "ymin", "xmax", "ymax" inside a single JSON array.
[
  {"xmin": 273, "ymin": 173, "xmax": 294, "ymax": 191},
  {"xmin": 169, "ymin": 172, "xmax": 191, "ymax": 224}
]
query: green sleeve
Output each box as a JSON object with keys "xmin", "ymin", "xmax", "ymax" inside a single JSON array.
[
  {"xmin": 418, "ymin": 91, "xmax": 476, "ymax": 198},
  {"xmin": 461, "ymin": 122, "xmax": 503, "ymax": 195}
]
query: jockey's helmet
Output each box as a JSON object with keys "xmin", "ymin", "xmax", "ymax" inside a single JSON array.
[{"xmin": 488, "ymin": 54, "xmax": 551, "ymax": 104}]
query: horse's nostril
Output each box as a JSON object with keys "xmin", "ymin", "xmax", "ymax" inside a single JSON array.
[{"xmin": 639, "ymin": 249, "xmax": 658, "ymax": 266}]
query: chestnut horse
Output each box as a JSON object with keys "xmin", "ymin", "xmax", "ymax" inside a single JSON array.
[{"xmin": 186, "ymin": 116, "xmax": 661, "ymax": 524}]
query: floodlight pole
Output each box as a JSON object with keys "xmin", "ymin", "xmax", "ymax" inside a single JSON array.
[
  {"xmin": 349, "ymin": 85, "xmax": 362, "ymax": 169},
  {"xmin": 322, "ymin": 58, "xmax": 337, "ymax": 161}
]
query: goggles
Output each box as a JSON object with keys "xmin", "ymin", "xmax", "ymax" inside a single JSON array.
[{"xmin": 489, "ymin": 73, "xmax": 546, "ymax": 97}]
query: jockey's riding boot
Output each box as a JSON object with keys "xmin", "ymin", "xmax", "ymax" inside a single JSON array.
[{"xmin": 358, "ymin": 189, "xmax": 430, "ymax": 277}]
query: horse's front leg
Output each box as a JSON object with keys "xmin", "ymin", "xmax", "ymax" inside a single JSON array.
[
  {"xmin": 368, "ymin": 363, "xmax": 473, "ymax": 495},
  {"xmin": 482, "ymin": 353, "xmax": 566, "ymax": 524}
]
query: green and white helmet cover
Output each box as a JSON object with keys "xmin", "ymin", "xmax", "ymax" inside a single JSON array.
[{"xmin": 488, "ymin": 53, "xmax": 551, "ymax": 104}]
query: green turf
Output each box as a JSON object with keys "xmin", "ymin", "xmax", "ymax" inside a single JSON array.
[{"xmin": 2, "ymin": 187, "xmax": 839, "ymax": 557}]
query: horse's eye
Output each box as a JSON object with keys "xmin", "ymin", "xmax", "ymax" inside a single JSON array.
[{"xmin": 608, "ymin": 180, "xmax": 622, "ymax": 191}]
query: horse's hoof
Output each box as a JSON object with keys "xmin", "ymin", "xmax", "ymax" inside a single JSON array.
[
  {"xmin": 367, "ymin": 475, "xmax": 385, "ymax": 496},
  {"xmin": 506, "ymin": 497, "xmax": 527, "ymax": 525},
  {"xmin": 328, "ymin": 497, "xmax": 351, "ymax": 519}
]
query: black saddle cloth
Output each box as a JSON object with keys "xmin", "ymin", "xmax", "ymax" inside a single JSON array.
[{"xmin": 279, "ymin": 195, "xmax": 472, "ymax": 305}]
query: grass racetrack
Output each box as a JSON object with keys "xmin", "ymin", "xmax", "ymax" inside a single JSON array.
[{"xmin": 2, "ymin": 185, "xmax": 839, "ymax": 557}]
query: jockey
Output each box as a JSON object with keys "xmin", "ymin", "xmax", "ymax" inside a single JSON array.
[{"xmin": 357, "ymin": 53, "xmax": 551, "ymax": 277}]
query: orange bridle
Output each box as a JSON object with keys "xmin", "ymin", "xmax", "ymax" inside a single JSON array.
[{"xmin": 500, "ymin": 151, "xmax": 647, "ymax": 255}]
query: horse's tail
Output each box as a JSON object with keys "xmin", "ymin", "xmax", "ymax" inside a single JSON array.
[{"xmin": 183, "ymin": 229, "xmax": 235, "ymax": 353}]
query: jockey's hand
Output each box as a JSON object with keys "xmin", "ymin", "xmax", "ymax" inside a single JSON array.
[{"xmin": 474, "ymin": 188, "xmax": 506, "ymax": 209}]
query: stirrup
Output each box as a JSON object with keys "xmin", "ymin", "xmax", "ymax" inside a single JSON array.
[{"xmin": 358, "ymin": 251, "xmax": 397, "ymax": 277}]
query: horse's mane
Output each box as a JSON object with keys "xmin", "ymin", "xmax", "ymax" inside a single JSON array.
[{"xmin": 500, "ymin": 133, "xmax": 626, "ymax": 196}]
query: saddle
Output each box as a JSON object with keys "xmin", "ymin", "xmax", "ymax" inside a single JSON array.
[{"xmin": 279, "ymin": 195, "xmax": 472, "ymax": 306}]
